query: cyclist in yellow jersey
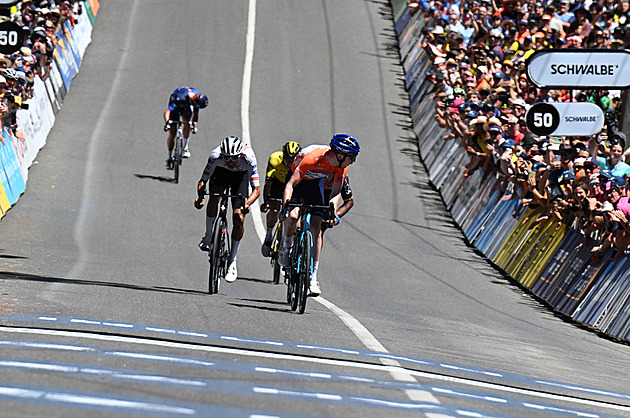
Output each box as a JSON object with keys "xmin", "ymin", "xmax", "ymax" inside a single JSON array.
[{"xmin": 260, "ymin": 141, "xmax": 302, "ymax": 256}]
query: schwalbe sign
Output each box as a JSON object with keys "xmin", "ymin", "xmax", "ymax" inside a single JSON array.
[{"xmin": 526, "ymin": 49, "xmax": 630, "ymax": 89}]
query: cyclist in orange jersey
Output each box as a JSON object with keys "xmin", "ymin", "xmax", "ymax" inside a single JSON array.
[{"xmin": 278, "ymin": 134, "xmax": 360, "ymax": 296}]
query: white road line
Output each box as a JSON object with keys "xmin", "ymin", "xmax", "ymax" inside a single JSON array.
[
  {"xmin": 241, "ymin": 0, "xmax": 266, "ymax": 241},
  {"xmin": 2, "ymin": 326, "xmax": 630, "ymax": 414},
  {"xmin": 0, "ymin": 386, "xmax": 196, "ymax": 415},
  {"xmin": 238, "ymin": 0, "xmax": 437, "ymax": 405},
  {"xmin": 67, "ymin": 0, "xmax": 140, "ymax": 282}
]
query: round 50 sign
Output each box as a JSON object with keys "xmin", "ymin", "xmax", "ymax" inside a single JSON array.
[
  {"xmin": 526, "ymin": 102, "xmax": 604, "ymax": 137},
  {"xmin": 0, "ymin": 21, "xmax": 24, "ymax": 55}
]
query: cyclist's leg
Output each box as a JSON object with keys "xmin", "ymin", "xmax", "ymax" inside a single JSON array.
[
  {"xmin": 181, "ymin": 109, "xmax": 192, "ymax": 149},
  {"xmin": 228, "ymin": 171, "xmax": 248, "ymax": 263},
  {"xmin": 222, "ymin": 172, "xmax": 247, "ymax": 282},
  {"xmin": 166, "ymin": 109, "xmax": 180, "ymax": 165},
  {"xmin": 199, "ymin": 172, "xmax": 225, "ymax": 250},
  {"xmin": 305, "ymin": 178, "xmax": 326, "ymax": 288},
  {"xmin": 265, "ymin": 179, "xmax": 284, "ymax": 243}
]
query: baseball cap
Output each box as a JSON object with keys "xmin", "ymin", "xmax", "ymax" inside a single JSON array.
[
  {"xmin": 611, "ymin": 176, "xmax": 626, "ymax": 188},
  {"xmin": 599, "ymin": 169, "xmax": 613, "ymax": 179}
]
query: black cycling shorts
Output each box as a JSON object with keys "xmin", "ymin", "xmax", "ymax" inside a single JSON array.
[
  {"xmin": 268, "ymin": 177, "xmax": 286, "ymax": 200},
  {"xmin": 209, "ymin": 166, "xmax": 248, "ymax": 207},
  {"xmin": 291, "ymin": 177, "xmax": 326, "ymax": 217},
  {"xmin": 169, "ymin": 107, "xmax": 192, "ymax": 122}
]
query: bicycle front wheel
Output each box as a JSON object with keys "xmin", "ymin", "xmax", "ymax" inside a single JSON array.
[
  {"xmin": 208, "ymin": 218, "xmax": 227, "ymax": 294},
  {"xmin": 272, "ymin": 222, "xmax": 283, "ymax": 285},
  {"xmin": 297, "ymin": 231, "xmax": 312, "ymax": 314}
]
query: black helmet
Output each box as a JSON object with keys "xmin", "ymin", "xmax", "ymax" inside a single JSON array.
[{"xmin": 195, "ymin": 93, "xmax": 208, "ymax": 109}]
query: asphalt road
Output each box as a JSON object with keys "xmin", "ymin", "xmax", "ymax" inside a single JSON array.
[{"xmin": 0, "ymin": 0, "xmax": 629, "ymax": 417}]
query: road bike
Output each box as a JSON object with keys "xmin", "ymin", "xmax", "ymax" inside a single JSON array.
[
  {"xmin": 266, "ymin": 198, "xmax": 285, "ymax": 285},
  {"xmin": 205, "ymin": 190, "xmax": 244, "ymax": 294},
  {"xmin": 284, "ymin": 201, "xmax": 334, "ymax": 314},
  {"xmin": 166, "ymin": 118, "xmax": 194, "ymax": 184}
]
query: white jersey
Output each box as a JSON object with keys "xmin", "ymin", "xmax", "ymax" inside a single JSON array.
[{"xmin": 201, "ymin": 143, "xmax": 260, "ymax": 187}]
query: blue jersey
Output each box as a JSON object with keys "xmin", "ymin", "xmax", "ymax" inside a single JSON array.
[{"xmin": 168, "ymin": 87, "xmax": 201, "ymax": 112}]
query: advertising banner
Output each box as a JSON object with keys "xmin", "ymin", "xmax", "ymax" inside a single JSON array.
[
  {"xmin": 16, "ymin": 75, "xmax": 56, "ymax": 170},
  {"xmin": 573, "ymin": 257, "xmax": 630, "ymax": 327},
  {"xmin": 54, "ymin": 27, "xmax": 79, "ymax": 90},
  {"xmin": 0, "ymin": 129, "xmax": 26, "ymax": 205},
  {"xmin": 518, "ymin": 223, "xmax": 566, "ymax": 288},
  {"xmin": 527, "ymin": 49, "xmax": 630, "ymax": 89},
  {"xmin": 554, "ymin": 249, "xmax": 612, "ymax": 316},
  {"xmin": 605, "ymin": 296, "xmax": 630, "ymax": 340},
  {"xmin": 0, "ymin": 180, "xmax": 10, "ymax": 219}
]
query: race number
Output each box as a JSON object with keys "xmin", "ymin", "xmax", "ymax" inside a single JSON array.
[
  {"xmin": 526, "ymin": 103, "xmax": 560, "ymax": 136},
  {"xmin": 0, "ymin": 21, "xmax": 24, "ymax": 55}
]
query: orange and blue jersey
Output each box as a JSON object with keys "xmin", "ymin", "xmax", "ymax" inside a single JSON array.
[{"xmin": 290, "ymin": 145, "xmax": 347, "ymax": 187}]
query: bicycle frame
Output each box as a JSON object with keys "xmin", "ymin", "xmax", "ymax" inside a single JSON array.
[
  {"xmin": 266, "ymin": 197, "xmax": 285, "ymax": 285},
  {"xmin": 206, "ymin": 190, "xmax": 244, "ymax": 294},
  {"xmin": 171, "ymin": 118, "xmax": 193, "ymax": 184},
  {"xmin": 285, "ymin": 202, "xmax": 333, "ymax": 314}
]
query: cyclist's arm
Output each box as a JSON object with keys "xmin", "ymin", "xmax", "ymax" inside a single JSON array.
[
  {"xmin": 244, "ymin": 185, "xmax": 260, "ymax": 212},
  {"xmin": 194, "ymin": 179, "xmax": 207, "ymax": 209},
  {"xmin": 328, "ymin": 181, "xmax": 342, "ymax": 209},
  {"xmin": 163, "ymin": 109, "xmax": 172, "ymax": 123},
  {"xmin": 197, "ymin": 179, "xmax": 207, "ymax": 196},
  {"xmin": 262, "ymin": 179, "xmax": 273, "ymax": 204},
  {"xmin": 337, "ymin": 197, "xmax": 354, "ymax": 218},
  {"xmin": 192, "ymin": 107, "xmax": 199, "ymax": 124},
  {"xmin": 283, "ymin": 176, "xmax": 298, "ymax": 206}
]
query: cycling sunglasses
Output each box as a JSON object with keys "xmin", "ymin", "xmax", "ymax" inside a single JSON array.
[
  {"xmin": 344, "ymin": 153, "xmax": 358, "ymax": 162},
  {"xmin": 224, "ymin": 155, "xmax": 241, "ymax": 162}
]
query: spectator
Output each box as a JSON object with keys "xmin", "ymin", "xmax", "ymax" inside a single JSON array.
[{"xmin": 555, "ymin": 0, "xmax": 575, "ymax": 31}]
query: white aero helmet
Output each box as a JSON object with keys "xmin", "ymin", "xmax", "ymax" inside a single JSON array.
[{"xmin": 220, "ymin": 136, "xmax": 244, "ymax": 158}]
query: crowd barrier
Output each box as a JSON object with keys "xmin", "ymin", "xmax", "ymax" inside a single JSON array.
[
  {"xmin": 390, "ymin": 0, "xmax": 630, "ymax": 343},
  {"xmin": 0, "ymin": 0, "xmax": 99, "ymax": 220}
]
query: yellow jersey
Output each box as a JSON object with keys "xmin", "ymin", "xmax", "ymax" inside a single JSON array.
[{"xmin": 265, "ymin": 151, "xmax": 289, "ymax": 183}]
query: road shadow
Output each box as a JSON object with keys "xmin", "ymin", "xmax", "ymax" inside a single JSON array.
[
  {"xmin": 134, "ymin": 173, "xmax": 175, "ymax": 183},
  {"xmin": 227, "ymin": 297, "xmax": 294, "ymax": 313},
  {"xmin": 235, "ymin": 276, "xmax": 276, "ymax": 285},
  {"xmin": 0, "ymin": 253, "xmax": 28, "ymax": 260},
  {"xmin": 0, "ymin": 271, "xmax": 207, "ymax": 296}
]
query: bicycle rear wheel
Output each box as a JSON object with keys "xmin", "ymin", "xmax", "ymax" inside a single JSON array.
[
  {"xmin": 297, "ymin": 231, "xmax": 312, "ymax": 314},
  {"xmin": 208, "ymin": 218, "xmax": 227, "ymax": 294},
  {"xmin": 174, "ymin": 134, "xmax": 183, "ymax": 183},
  {"xmin": 272, "ymin": 222, "xmax": 283, "ymax": 284}
]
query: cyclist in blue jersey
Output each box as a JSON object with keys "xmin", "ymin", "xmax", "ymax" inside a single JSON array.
[{"xmin": 163, "ymin": 86, "xmax": 208, "ymax": 169}]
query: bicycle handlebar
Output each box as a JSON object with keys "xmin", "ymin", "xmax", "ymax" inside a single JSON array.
[
  {"xmin": 203, "ymin": 191, "xmax": 246, "ymax": 209},
  {"xmin": 164, "ymin": 119, "xmax": 196, "ymax": 132}
]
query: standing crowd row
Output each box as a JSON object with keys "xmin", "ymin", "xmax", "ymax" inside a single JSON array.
[{"xmin": 411, "ymin": 0, "xmax": 630, "ymax": 256}]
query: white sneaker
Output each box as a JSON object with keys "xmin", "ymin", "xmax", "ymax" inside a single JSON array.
[
  {"xmin": 225, "ymin": 261, "xmax": 238, "ymax": 282},
  {"xmin": 278, "ymin": 247, "xmax": 291, "ymax": 267},
  {"xmin": 183, "ymin": 147, "xmax": 191, "ymax": 158},
  {"xmin": 308, "ymin": 276, "xmax": 321, "ymax": 297},
  {"xmin": 199, "ymin": 236, "xmax": 211, "ymax": 252}
]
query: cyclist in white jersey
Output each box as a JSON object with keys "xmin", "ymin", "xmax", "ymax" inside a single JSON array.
[{"xmin": 194, "ymin": 136, "xmax": 260, "ymax": 283}]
